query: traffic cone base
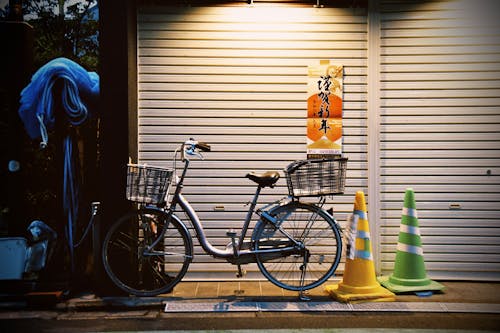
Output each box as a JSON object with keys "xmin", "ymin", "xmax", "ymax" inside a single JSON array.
[
  {"xmin": 389, "ymin": 274, "xmax": 431, "ymax": 287},
  {"xmin": 378, "ymin": 275, "xmax": 444, "ymax": 293},
  {"xmin": 326, "ymin": 258, "xmax": 396, "ymax": 302},
  {"xmin": 325, "ymin": 283, "xmax": 395, "ymax": 303}
]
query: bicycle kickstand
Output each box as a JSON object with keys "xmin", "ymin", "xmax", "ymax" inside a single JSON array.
[
  {"xmin": 298, "ymin": 253, "xmax": 311, "ymax": 301},
  {"xmin": 227, "ymin": 230, "xmax": 246, "ymax": 278}
]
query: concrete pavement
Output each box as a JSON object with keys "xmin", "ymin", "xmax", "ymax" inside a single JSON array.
[{"xmin": 1, "ymin": 280, "xmax": 499, "ymax": 331}]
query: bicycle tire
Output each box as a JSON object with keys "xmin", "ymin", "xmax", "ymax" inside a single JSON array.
[
  {"xmin": 102, "ymin": 208, "xmax": 193, "ymax": 296},
  {"xmin": 253, "ymin": 201, "xmax": 342, "ymax": 291}
]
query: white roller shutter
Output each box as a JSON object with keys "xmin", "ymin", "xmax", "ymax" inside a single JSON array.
[
  {"xmin": 137, "ymin": 5, "xmax": 368, "ymax": 280},
  {"xmin": 379, "ymin": 0, "xmax": 500, "ymax": 280}
]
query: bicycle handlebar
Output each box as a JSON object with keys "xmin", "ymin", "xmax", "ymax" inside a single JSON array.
[
  {"xmin": 195, "ymin": 141, "xmax": 211, "ymax": 152},
  {"xmin": 182, "ymin": 138, "xmax": 211, "ymax": 161}
]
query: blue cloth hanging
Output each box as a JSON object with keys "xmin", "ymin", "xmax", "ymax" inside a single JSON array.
[
  {"xmin": 18, "ymin": 57, "xmax": 99, "ymax": 272},
  {"xmin": 18, "ymin": 57, "xmax": 99, "ymax": 147}
]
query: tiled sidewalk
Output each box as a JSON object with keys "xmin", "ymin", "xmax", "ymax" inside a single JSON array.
[
  {"xmin": 161, "ymin": 280, "xmax": 500, "ymax": 315},
  {"xmin": 170, "ymin": 280, "xmax": 326, "ymax": 299},
  {"xmin": 165, "ymin": 280, "xmax": 500, "ymax": 304},
  {"xmin": 1, "ymin": 280, "xmax": 499, "ymax": 313},
  {"xmin": 1, "ymin": 280, "xmax": 500, "ymax": 332}
]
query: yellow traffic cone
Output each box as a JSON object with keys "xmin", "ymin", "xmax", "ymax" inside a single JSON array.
[
  {"xmin": 325, "ymin": 191, "xmax": 395, "ymax": 303},
  {"xmin": 378, "ymin": 188, "xmax": 445, "ymax": 294}
]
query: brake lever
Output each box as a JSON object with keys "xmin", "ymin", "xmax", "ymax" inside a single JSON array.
[{"xmin": 185, "ymin": 146, "xmax": 204, "ymax": 160}]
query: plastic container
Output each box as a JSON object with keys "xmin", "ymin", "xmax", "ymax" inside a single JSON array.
[{"xmin": 0, "ymin": 237, "xmax": 27, "ymax": 280}]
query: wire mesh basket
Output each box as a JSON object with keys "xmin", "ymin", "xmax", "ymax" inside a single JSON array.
[
  {"xmin": 126, "ymin": 164, "xmax": 173, "ymax": 204},
  {"xmin": 285, "ymin": 157, "xmax": 348, "ymax": 197}
]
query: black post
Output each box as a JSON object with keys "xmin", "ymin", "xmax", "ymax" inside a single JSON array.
[
  {"xmin": 0, "ymin": 2, "xmax": 34, "ymax": 237},
  {"xmin": 96, "ymin": 0, "xmax": 137, "ymax": 295}
]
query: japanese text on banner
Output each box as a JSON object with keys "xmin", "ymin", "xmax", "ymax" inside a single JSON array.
[{"xmin": 307, "ymin": 61, "xmax": 343, "ymax": 158}]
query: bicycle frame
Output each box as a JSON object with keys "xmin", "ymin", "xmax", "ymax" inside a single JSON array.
[
  {"xmin": 177, "ymin": 192, "xmax": 253, "ymax": 259},
  {"xmin": 162, "ymin": 156, "xmax": 299, "ymax": 264},
  {"xmin": 102, "ymin": 139, "xmax": 343, "ymax": 298}
]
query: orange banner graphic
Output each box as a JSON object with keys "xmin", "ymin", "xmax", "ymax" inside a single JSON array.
[{"xmin": 307, "ymin": 61, "xmax": 343, "ymax": 158}]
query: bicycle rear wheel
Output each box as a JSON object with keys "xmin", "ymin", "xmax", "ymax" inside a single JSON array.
[
  {"xmin": 102, "ymin": 208, "xmax": 192, "ymax": 296},
  {"xmin": 253, "ymin": 201, "xmax": 342, "ymax": 291}
]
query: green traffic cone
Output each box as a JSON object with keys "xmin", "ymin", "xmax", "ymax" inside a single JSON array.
[{"xmin": 378, "ymin": 188, "xmax": 445, "ymax": 293}]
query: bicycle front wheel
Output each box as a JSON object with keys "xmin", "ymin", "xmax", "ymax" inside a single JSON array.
[
  {"xmin": 253, "ymin": 201, "xmax": 342, "ymax": 291},
  {"xmin": 102, "ymin": 208, "xmax": 193, "ymax": 296}
]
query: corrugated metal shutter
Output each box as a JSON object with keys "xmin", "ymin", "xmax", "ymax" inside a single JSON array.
[
  {"xmin": 379, "ymin": 0, "xmax": 500, "ymax": 280},
  {"xmin": 137, "ymin": 5, "xmax": 368, "ymax": 280}
]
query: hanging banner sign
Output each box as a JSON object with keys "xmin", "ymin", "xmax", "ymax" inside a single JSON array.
[{"xmin": 306, "ymin": 60, "xmax": 343, "ymax": 159}]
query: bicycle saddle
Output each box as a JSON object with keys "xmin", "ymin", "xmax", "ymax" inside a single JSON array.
[{"xmin": 245, "ymin": 171, "xmax": 280, "ymax": 188}]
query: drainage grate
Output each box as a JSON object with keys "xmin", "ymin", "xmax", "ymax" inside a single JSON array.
[
  {"xmin": 163, "ymin": 301, "xmax": 500, "ymax": 314},
  {"xmin": 164, "ymin": 301, "xmax": 258, "ymax": 313},
  {"xmin": 442, "ymin": 303, "xmax": 500, "ymax": 313}
]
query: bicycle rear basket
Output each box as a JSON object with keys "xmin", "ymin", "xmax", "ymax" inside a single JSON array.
[
  {"xmin": 285, "ymin": 157, "xmax": 347, "ymax": 197},
  {"xmin": 126, "ymin": 164, "xmax": 173, "ymax": 204}
]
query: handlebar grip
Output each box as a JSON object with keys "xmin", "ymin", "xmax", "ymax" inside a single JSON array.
[{"xmin": 196, "ymin": 141, "xmax": 211, "ymax": 152}]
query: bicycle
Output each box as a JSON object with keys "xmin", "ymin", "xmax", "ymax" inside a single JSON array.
[{"xmin": 102, "ymin": 138, "xmax": 347, "ymax": 300}]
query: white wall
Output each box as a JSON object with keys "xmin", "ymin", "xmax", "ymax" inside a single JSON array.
[
  {"xmin": 137, "ymin": 0, "xmax": 500, "ymax": 281},
  {"xmin": 378, "ymin": 0, "xmax": 500, "ymax": 280},
  {"xmin": 138, "ymin": 4, "xmax": 368, "ymax": 279}
]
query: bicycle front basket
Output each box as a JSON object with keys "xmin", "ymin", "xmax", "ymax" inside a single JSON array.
[
  {"xmin": 126, "ymin": 164, "xmax": 173, "ymax": 204},
  {"xmin": 285, "ymin": 157, "xmax": 347, "ymax": 197}
]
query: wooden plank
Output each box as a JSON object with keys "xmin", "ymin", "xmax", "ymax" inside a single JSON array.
[
  {"xmin": 139, "ymin": 22, "xmax": 367, "ymax": 33},
  {"xmin": 137, "ymin": 64, "xmax": 367, "ymax": 76},
  {"xmin": 381, "ymin": 54, "xmax": 500, "ymax": 65},
  {"xmin": 381, "ymin": 115, "xmax": 500, "ymax": 124},
  {"xmin": 380, "ymin": 124, "xmax": 500, "ymax": 132},
  {"xmin": 380, "ymin": 150, "xmax": 500, "ymax": 158},
  {"xmin": 380, "ymin": 235, "xmax": 500, "ymax": 245},
  {"xmin": 381, "ymin": 132, "xmax": 500, "ymax": 141},
  {"xmin": 138, "ymin": 70, "xmax": 367, "ymax": 81},
  {"xmin": 380, "ymin": 184, "xmax": 500, "ymax": 193},
  {"xmin": 382, "ymin": 252, "xmax": 500, "ymax": 263},
  {"xmin": 380, "ymin": 200, "xmax": 500, "ymax": 210},
  {"xmin": 138, "ymin": 100, "xmax": 367, "ymax": 110},
  {"xmin": 138, "ymin": 48, "xmax": 367, "ymax": 59},
  {"xmin": 139, "ymin": 39, "xmax": 367, "ymax": 50},
  {"xmin": 380, "ymin": 141, "xmax": 500, "ymax": 150},
  {"xmin": 381, "ymin": 62, "xmax": 500, "ymax": 73},
  {"xmin": 379, "ymin": 106, "xmax": 500, "ymax": 116},
  {"xmin": 139, "ymin": 117, "xmax": 307, "ymax": 127},
  {"xmin": 381, "ymin": 36, "xmax": 500, "ymax": 47},
  {"xmin": 139, "ymin": 30, "xmax": 367, "ymax": 41},
  {"xmin": 138, "ymin": 8, "xmax": 367, "ymax": 23},
  {"xmin": 380, "ymin": 18, "xmax": 499, "ymax": 30},
  {"xmin": 139, "ymin": 109, "xmax": 367, "ymax": 119},
  {"xmin": 382, "ymin": 72, "xmax": 500, "ymax": 81},
  {"xmin": 380, "ymin": 158, "xmax": 500, "ymax": 167},
  {"xmin": 380, "ymin": 166, "xmax": 500, "ymax": 176},
  {"xmin": 381, "ymin": 45, "xmax": 500, "ymax": 56},
  {"xmin": 380, "ymin": 218, "xmax": 500, "ymax": 228},
  {"xmin": 381, "ymin": 261, "xmax": 500, "ymax": 272},
  {"xmin": 382, "ymin": 89, "xmax": 500, "ymax": 99},
  {"xmin": 380, "ymin": 176, "xmax": 500, "ymax": 187},
  {"xmin": 138, "ymin": 91, "xmax": 365, "ymax": 102},
  {"xmin": 382, "ymin": 26, "xmax": 500, "ymax": 38}
]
